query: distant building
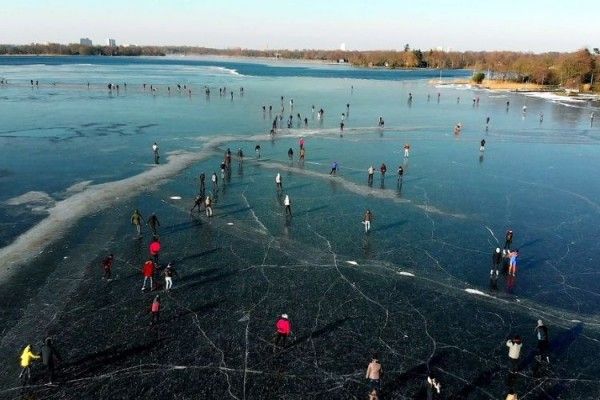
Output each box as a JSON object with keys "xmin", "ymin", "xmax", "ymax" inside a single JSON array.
[
  {"xmin": 80, "ymin": 38, "xmax": 93, "ymax": 46},
  {"xmin": 107, "ymin": 38, "xmax": 116, "ymax": 47},
  {"xmin": 340, "ymin": 43, "xmax": 346, "ymax": 52}
]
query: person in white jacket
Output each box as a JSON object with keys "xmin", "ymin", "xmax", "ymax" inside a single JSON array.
[{"xmin": 506, "ymin": 335, "xmax": 523, "ymax": 373}]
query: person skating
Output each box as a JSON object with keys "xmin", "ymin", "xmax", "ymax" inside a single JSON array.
[
  {"xmin": 299, "ymin": 137, "xmax": 305, "ymax": 149},
  {"xmin": 150, "ymin": 295, "xmax": 160, "ymax": 325},
  {"xmin": 426, "ymin": 375, "xmax": 441, "ymax": 400},
  {"xmin": 102, "ymin": 253, "xmax": 114, "ymax": 280},
  {"xmin": 273, "ymin": 314, "xmax": 292, "ymax": 352},
  {"xmin": 19, "ymin": 345, "xmax": 40, "ymax": 385},
  {"xmin": 284, "ymin": 195, "xmax": 292, "ymax": 216},
  {"xmin": 480, "ymin": 139, "xmax": 486, "ymax": 152},
  {"xmin": 380, "ymin": 163, "xmax": 387, "ymax": 180},
  {"xmin": 365, "ymin": 355, "xmax": 382, "ymax": 396},
  {"xmin": 205, "ymin": 195, "xmax": 213, "ymax": 217},
  {"xmin": 131, "ymin": 209, "xmax": 143, "ymax": 236},
  {"xmin": 41, "ymin": 337, "xmax": 62, "ymax": 384},
  {"xmin": 163, "ymin": 263, "xmax": 176, "ymax": 292},
  {"xmin": 403, "ymin": 144, "xmax": 410, "ymax": 157},
  {"xmin": 212, "ymin": 172, "xmax": 218, "ymax": 191},
  {"xmin": 504, "ymin": 230, "xmax": 513, "ymax": 249},
  {"xmin": 142, "ymin": 258, "xmax": 155, "ymax": 291},
  {"xmin": 255, "ymin": 144, "xmax": 261, "ymax": 159},
  {"xmin": 299, "ymin": 147, "xmax": 305, "ymax": 161},
  {"xmin": 364, "ymin": 210, "xmax": 373, "ymax": 233},
  {"xmin": 199, "ymin": 173, "xmax": 206, "ymax": 196},
  {"xmin": 330, "ymin": 161, "xmax": 338, "ymax": 176},
  {"xmin": 367, "ymin": 165, "xmax": 374, "ymax": 185},
  {"xmin": 275, "ymin": 173, "xmax": 282, "ymax": 191},
  {"xmin": 491, "ymin": 247, "xmax": 502, "ymax": 277},
  {"xmin": 149, "ymin": 236, "xmax": 161, "ymax": 263},
  {"xmin": 378, "ymin": 116, "xmax": 384, "ymax": 128},
  {"xmin": 190, "ymin": 194, "xmax": 204, "ymax": 213},
  {"xmin": 534, "ymin": 320, "xmax": 550, "ymax": 363},
  {"xmin": 147, "ymin": 213, "xmax": 160, "ymax": 235},
  {"xmin": 508, "ymin": 249, "xmax": 519, "ymax": 276},
  {"xmin": 506, "ymin": 335, "xmax": 523, "ymax": 373},
  {"xmin": 237, "ymin": 148, "xmax": 244, "ymax": 163},
  {"xmin": 152, "ymin": 142, "xmax": 159, "ymax": 164},
  {"xmin": 288, "ymin": 148, "xmax": 294, "ymax": 160}
]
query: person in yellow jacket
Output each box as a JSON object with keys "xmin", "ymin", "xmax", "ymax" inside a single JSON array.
[{"xmin": 19, "ymin": 344, "xmax": 40, "ymax": 384}]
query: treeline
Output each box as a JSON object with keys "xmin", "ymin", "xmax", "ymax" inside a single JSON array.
[
  {"xmin": 0, "ymin": 43, "xmax": 165, "ymax": 56},
  {"xmin": 1, "ymin": 43, "xmax": 598, "ymax": 89}
]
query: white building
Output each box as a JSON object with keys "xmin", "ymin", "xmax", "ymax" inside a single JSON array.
[
  {"xmin": 80, "ymin": 38, "xmax": 93, "ymax": 46},
  {"xmin": 107, "ymin": 38, "xmax": 116, "ymax": 47},
  {"xmin": 340, "ymin": 43, "xmax": 346, "ymax": 52}
]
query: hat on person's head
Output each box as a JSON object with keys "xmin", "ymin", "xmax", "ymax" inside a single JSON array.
[
  {"xmin": 281, "ymin": 314, "xmax": 288, "ymax": 319},
  {"xmin": 496, "ymin": 248, "xmax": 500, "ymax": 253},
  {"xmin": 537, "ymin": 319, "xmax": 543, "ymax": 326}
]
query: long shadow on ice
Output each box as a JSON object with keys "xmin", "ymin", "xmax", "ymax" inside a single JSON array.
[{"xmin": 61, "ymin": 339, "xmax": 168, "ymax": 378}]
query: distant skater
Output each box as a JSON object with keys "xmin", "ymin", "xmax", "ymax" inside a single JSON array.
[
  {"xmin": 41, "ymin": 337, "xmax": 62, "ymax": 384},
  {"xmin": 486, "ymin": 116, "xmax": 490, "ymax": 125},
  {"xmin": 205, "ymin": 195, "xmax": 213, "ymax": 217},
  {"xmin": 368, "ymin": 165, "xmax": 374, "ymax": 185},
  {"xmin": 288, "ymin": 148, "xmax": 294, "ymax": 160},
  {"xmin": 397, "ymin": 165, "xmax": 404, "ymax": 182},
  {"xmin": 363, "ymin": 209, "xmax": 373, "ymax": 233},
  {"xmin": 199, "ymin": 173, "xmax": 206, "ymax": 196},
  {"xmin": 255, "ymin": 144, "xmax": 261, "ymax": 158},
  {"xmin": 131, "ymin": 209, "xmax": 143, "ymax": 236},
  {"xmin": 142, "ymin": 259, "xmax": 155, "ymax": 291},
  {"xmin": 506, "ymin": 335, "xmax": 523, "ymax": 373},
  {"xmin": 378, "ymin": 116, "xmax": 384, "ymax": 128},
  {"xmin": 534, "ymin": 320, "xmax": 550, "ymax": 363},
  {"xmin": 504, "ymin": 230, "xmax": 513, "ymax": 249},
  {"xmin": 163, "ymin": 263, "xmax": 176, "ymax": 292},
  {"xmin": 19, "ymin": 345, "xmax": 40, "ymax": 385},
  {"xmin": 284, "ymin": 195, "xmax": 292, "ymax": 216},
  {"xmin": 380, "ymin": 163, "xmax": 387, "ymax": 180},
  {"xmin": 491, "ymin": 248, "xmax": 501, "ymax": 277},
  {"xmin": 147, "ymin": 213, "xmax": 160, "ymax": 235},
  {"xmin": 237, "ymin": 148, "xmax": 244, "ymax": 163},
  {"xmin": 299, "ymin": 147, "xmax": 305, "ymax": 161},
  {"xmin": 102, "ymin": 253, "xmax": 114, "ymax": 280},
  {"xmin": 591, "ymin": 112, "xmax": 595, "ymax": 127},
  {"xmin": 190, "ymin": 194, "xmax": 204, "ymax": 213},
  {"xmin": 403, "ymin": 144, "xmax": 410, "ymax": 157},
  {"xmin": 330, "ymin": 161, "xmax": 338, "ymax": 176},
  {"xmin": 508, "ymin": 249, "xmax": 519, "ymax": 276},
  {"xmin": 212, "ymin": 172, "xmax": 218, "ymax": 191},
  {"xmin": 152, "ymin": 142, "xmax": 160, "ymax": 164},
  {"xmin": 275, "ymin": 173, "xmax": 282, "ymax": 190},
  {"xmin": 273, "ymin": 314, "xmax": 292, "ymax": 352},
  {"xmin": 365, "ymin": 355, "xmax": 382, "ymax": 396},
  {"xmin": 150, "ymin": 295, "xmax": 160, "ymax": 325},
  {"xmin": 427, "ymin": 375, "xmax": 442, "ymax": 400},
  {"xmin": 480, "ymin": 139, "xmax": 486, "ymax": 152}
]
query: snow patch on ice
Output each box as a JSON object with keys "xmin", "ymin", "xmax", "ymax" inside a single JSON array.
[
  {"xmin": 465, "ymin": 288, "xmax": 490, "ymax": 297},
  {"xmin": 397, "ymin": 271, "xmax": 415, "ymax": 277}
]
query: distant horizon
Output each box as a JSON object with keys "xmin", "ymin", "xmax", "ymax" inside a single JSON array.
[{"xmin": 2, "ymin": 0, "xmax": 598, "ymax": 53}]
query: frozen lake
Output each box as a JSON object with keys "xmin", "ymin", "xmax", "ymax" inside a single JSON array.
[{"xmin": 0, "ymin": 56, "xmax": 599, "ymax": 399}]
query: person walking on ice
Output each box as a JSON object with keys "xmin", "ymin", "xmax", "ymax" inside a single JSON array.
[
  {"xmin": 131, "ymin": 209, "xmax": 143, "ymax": 236},
  {"xmin": 19, "ymin": 345, "xmax": 40, "ymax": 385},
  {"xmin": 403, "ymin": 144, "xmax": 411, "ymax": 157},
  {"xmin": 284, "ymin": 195, "xmax": 292, "ymax": 216},
  {"xmin": 363, "ymin": 210, "xmax": 373, "ymax": 233},
  {"xmin": 142, "ymin": 258, "xmax": 155, "ymax": 291}
]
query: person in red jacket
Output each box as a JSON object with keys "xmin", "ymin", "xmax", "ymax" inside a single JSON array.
[
  {"xmin": 149, "ymin": 236, "xmax": 161, "ymax": 263},
  {"xmin": 273, "ymin": 314, "xmax": 292, "ymax": 352},
  {"xmin": 102, "ymin": 254, "xmax": 114, "ymax": 280},
  {"xmin": 142, "ymin": 259, "xmax": 155, "ymax": 291}
]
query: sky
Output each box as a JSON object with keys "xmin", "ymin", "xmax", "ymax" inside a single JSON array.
[{"xmin": 1, "ymin": 0, "xmax": 599, "ymax": 52}]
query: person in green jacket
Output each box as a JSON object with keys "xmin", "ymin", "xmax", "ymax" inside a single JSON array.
[
  {"xmin": 131, "ymin": 209, "xmax": 143, "ymax": 236},
  {"xmin": 19, "ymin": 344, "xmax": 40, "ymax": 384}
]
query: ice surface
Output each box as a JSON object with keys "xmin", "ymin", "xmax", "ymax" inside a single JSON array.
[{"xmin": 0, "ymin": 57, "xmax": 599, "ymax": 399}]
